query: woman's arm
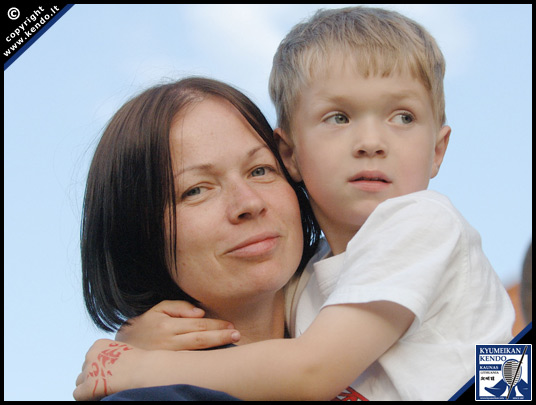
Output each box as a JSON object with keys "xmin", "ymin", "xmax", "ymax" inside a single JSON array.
[{"xmin": 74, "ymin": 300, "xmax": 413, "ymax": 401}]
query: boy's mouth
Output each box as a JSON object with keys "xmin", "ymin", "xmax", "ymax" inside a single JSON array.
[
  {"xmin": 349, "ymin": 171, "xmax": 392, "ymax": 193},
  {"xmin": 349, "ymin": 170, "xmax": 391, "ymax": 183},
  {"xmin": 353, "ymin": 176, "xmax": 389, "ymax": 183}
]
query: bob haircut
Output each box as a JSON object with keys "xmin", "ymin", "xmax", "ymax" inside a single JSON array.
[
  {"xmin": 81, "ymin": 77, "xmax": 321, "ymax": 332},
  {"xmin": 269, "ymin": 6, "xmax": 447, "ymax": 134}
]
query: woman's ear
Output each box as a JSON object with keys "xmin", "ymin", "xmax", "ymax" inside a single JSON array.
[
  {"xmin": 274, "ymin": 128, "xmax": 302, "ymax": 182},
  {"xmin": 431, "ymin": 125, "xmax": 451, "ymax": 178}
]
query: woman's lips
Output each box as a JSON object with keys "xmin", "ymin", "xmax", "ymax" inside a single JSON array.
[{"xmin": 225, "ymin": 233, "xmax": 280, "ymax": 258}]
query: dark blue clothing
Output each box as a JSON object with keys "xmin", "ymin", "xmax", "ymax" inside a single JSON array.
[{"xmin": 102, "ymin": 384, "xmax": 241, "ymax": 401}]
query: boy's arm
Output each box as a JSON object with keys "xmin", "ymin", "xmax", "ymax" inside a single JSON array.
[
  {"xmin": 74, "ymin": 300, "xmax": 413, "ymax": 401},
  {"xmin": 116, "ymin": 300, "xmax": 240, "ymax": 351}
]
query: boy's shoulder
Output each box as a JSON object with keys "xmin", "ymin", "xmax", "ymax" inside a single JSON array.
[
  {"xmin": 379, "ymin": 190, "xmax": 459, "ymax": 219},
  {"xmin": 385, "ymin": 189, "xmax": 451, "ymax": 206},
  {"xmin": 358, "ymin": 190, "xmax": 469, "ymax": 243}
]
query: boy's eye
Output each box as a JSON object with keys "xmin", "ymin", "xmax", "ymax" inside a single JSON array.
[
  {"xmin": 392, "ymin": 112, "xmax": 415, "ymax": 125},
  {"xmin": 325, "ymin": 113, "xmax": 349, "ymax": 125}
]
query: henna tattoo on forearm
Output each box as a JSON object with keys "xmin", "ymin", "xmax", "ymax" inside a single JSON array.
[{"xmin": 88, "ymin": 342, "xmax": 133, "ymax": 397}]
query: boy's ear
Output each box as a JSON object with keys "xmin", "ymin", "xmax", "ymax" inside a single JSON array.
[
  {"xmin": 274, "ymin": 127, "xmax": 302, "ymax": 182},
  {"xmin": 431, "ymin": 125, "xmax": 451, "ymax": 179}
]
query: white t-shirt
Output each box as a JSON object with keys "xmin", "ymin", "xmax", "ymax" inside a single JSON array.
[{"xmin": 286, "ymin": 190, "xmax": 514, "ymax": 401}]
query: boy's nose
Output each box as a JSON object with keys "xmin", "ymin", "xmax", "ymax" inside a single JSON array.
[
  {"xmin": 352, "ymin": 123, "xmax": 387, "ymax": 158},
  {"xmin": 353, "ymin": 145, "xmax": 386, "ymax": 158}
]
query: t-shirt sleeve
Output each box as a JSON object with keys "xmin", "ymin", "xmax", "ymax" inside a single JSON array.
[{"xmin": 321, "ymin": 192, "xmax": 467, "ymax": 327}]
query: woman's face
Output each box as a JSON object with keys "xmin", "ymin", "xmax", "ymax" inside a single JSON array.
[{"xmin": 168, "ymin": 96, "xmax": 303, "ymax": 311}]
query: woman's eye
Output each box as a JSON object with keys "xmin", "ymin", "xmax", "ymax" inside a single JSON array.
[
  {"xmin": 251, "ymin": 167, "xmax": 267, "ymax": 177},
  {"xmin": 182, "ymin": 187, "xmax": 202, "ymax": 199},
  {"xmin": 392, "ymin": 112, "xmax": 415, "ymax": 125},
  {"xmin": 325, "ymin": 113, "xmax": 349, "ymax": 125}
]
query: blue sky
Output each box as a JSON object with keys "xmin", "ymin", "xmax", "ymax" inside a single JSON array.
[{"xmin": 4, "ymin": 4, "xmax": 532, "ymax": 401}]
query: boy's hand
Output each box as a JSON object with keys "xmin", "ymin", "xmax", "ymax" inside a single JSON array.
[
  {"xmin": 74, "ymin": 339, "xmax": 139, "ymax": 400},
  {"xmin": 115, "ymin": 300, "xmax": 240, "ymax": 351}
]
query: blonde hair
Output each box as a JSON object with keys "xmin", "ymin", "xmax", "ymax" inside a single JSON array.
[{"xmin": 269, "ymin": 6, "xmax": 446, "ymax": 133}]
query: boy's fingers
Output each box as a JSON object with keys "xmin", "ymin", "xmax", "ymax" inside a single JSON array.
[
  {"xmin": 154, "ymin": 300, "xmax": 206, "ymax": 318},
  {"xmin": 173, "ymin": 317, "xmax": 236, "ymax": 334},
  {"xmin": 171, "ymin": 329, "xmax": 241, "ymax": 351}
]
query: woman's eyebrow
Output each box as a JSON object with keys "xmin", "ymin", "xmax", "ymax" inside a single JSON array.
[
  {"xmin": 247, "ymin": 144, "xmax": 270, "ymax": 158},
  {"xmin": 175, "ymin": 163, "xmax": 214, "ymax": 178},
  {"xmin": 175, "ymin": 145, "xmax": 271, "ymax": 179}
]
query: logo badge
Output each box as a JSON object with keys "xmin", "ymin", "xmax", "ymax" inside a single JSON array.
[{"xmin": 476, "ymin": 344, "xmax": 531, "ymax": 400}]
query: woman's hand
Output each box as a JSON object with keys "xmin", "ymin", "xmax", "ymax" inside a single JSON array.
[
  {"xmin": 115, "ymin": 300, "xmax": 240, "ymax": 350},
  {"xmin": 74, "ymin": 339, "xmax": 140, "ymax": 400}
]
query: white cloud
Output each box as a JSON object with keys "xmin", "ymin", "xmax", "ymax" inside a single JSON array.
[{"xmin": 183, "ymin": 5, "xmax": 282, "ymax": 64}]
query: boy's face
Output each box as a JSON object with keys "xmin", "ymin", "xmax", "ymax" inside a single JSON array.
[{"xmin": 279, "ymin": 61, "xmax": 450, "ymax": 254}]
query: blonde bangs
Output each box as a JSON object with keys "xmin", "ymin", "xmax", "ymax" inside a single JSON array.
[{"xmin": 269, "ymin": 7, "xmax": 447, "ymax": 133}]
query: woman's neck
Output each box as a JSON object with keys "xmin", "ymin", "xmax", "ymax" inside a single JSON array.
[{"xmin": 202, "ymin": 289, "xmax": 286, "ymax": 345}]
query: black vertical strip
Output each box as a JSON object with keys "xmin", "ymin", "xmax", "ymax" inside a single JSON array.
[
  {"xmin": 3, "ymin": 4, "xmax": 73, "ymax": 70},
  {"xmin": 506, "ymin": 345, "xmax": 528, "ymax": 399}
]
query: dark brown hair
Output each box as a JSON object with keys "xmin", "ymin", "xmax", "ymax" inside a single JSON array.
[{"xmin": 81, "ymin": 77, "xmax": 321, "ymax": 332}]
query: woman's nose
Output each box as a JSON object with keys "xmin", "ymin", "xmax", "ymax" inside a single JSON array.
[{"xmin": 226, "ymin": 181, "xmax": 267, "ymax": 223}]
